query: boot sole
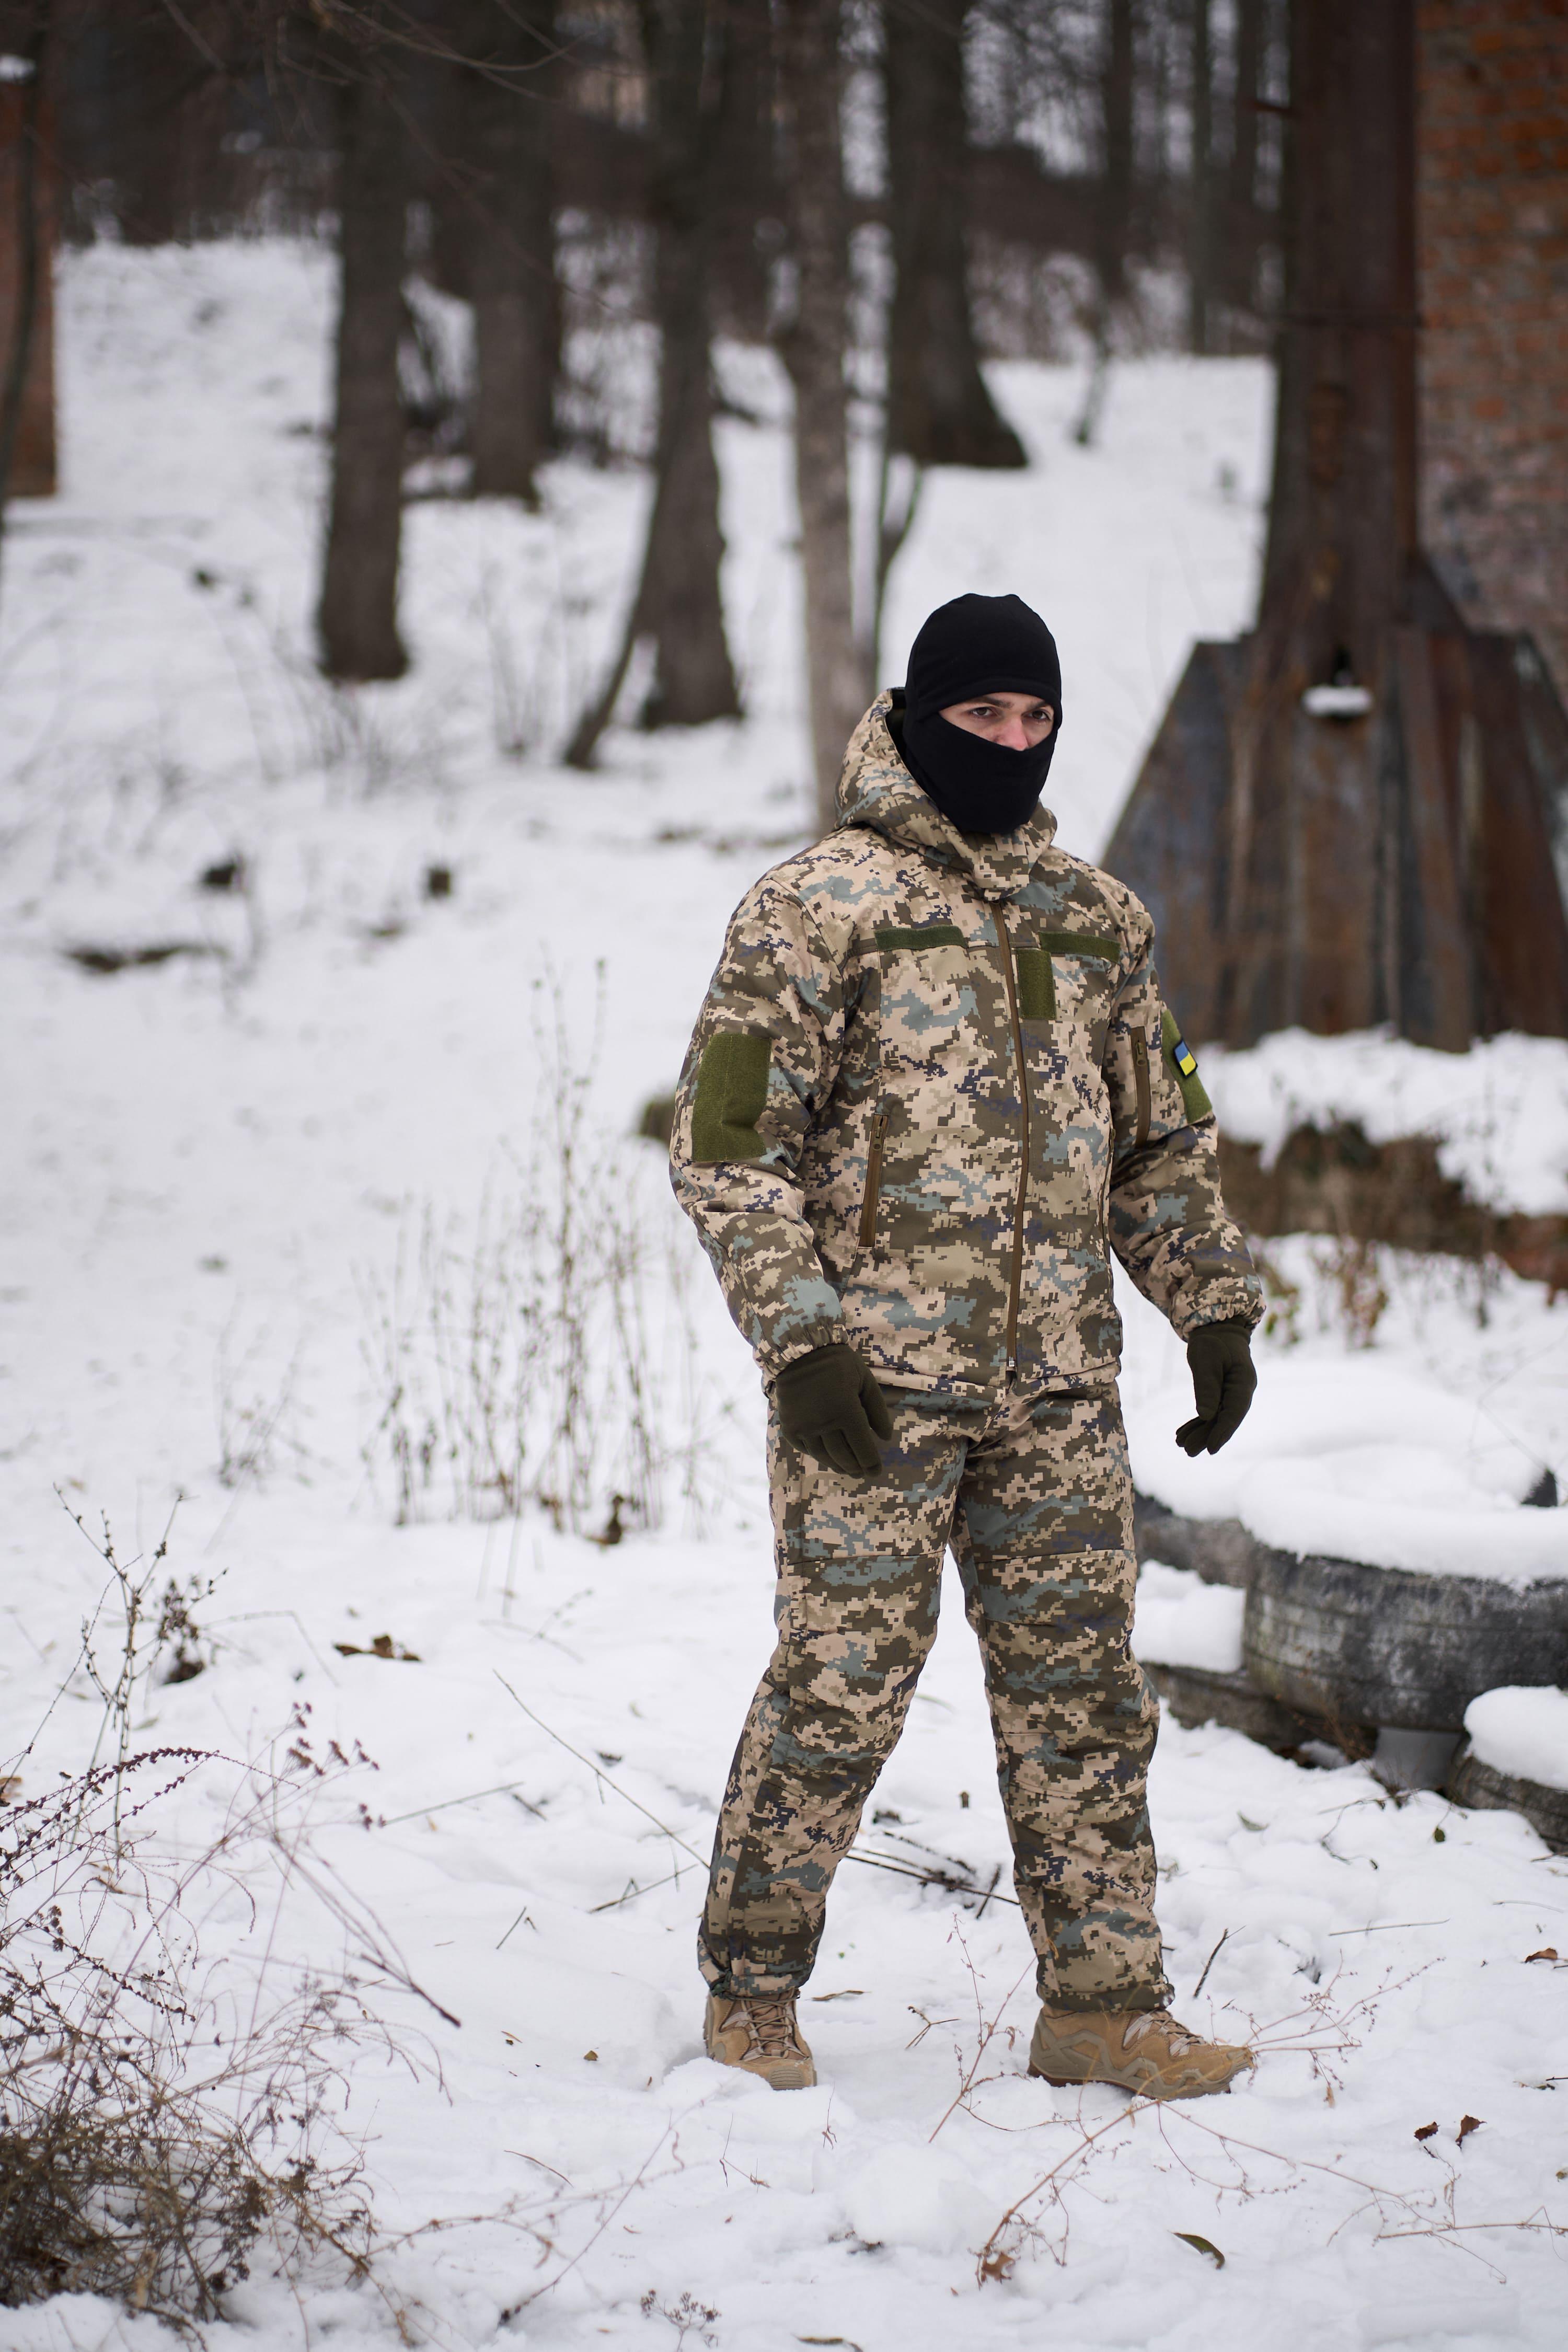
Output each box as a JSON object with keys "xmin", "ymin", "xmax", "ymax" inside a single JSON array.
[
  {"xmin": 706, "ymin": 2049, "xmax": 816, "ymax": 2091},
  {"xmin": 1027, "ymin": 2062, "xmax": 1236, "ymax": 2098}
]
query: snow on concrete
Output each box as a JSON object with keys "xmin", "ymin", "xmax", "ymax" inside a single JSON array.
[
  {"xmin": 1466, "ymin": 1687, "xmax": 1568, "ymax": 1791},
  {"xmin": 1134, "ymin": 1561, "xmax": 1247, "ymax": 1673},
  {"xmin": 1202, "ymin": 1027, "xmax": 1568, "ymax": 1218},
  {"xmin": 1120, "ymin": 1240, "xmax": 1568, "ymax": 1584},
  {"xmin": 3, "ymin": 237, "xmax": 1568, "ymax": 2349}
]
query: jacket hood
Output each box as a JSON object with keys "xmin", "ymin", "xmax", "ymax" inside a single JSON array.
[{"xmin": 834, "ymin": 690, "xmax": 1058, "ymax": 903}]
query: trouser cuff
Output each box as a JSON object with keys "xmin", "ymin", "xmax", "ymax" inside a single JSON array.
[{"xmin": 1036, "ymin": 1975, "xmax": 1170, "ymax": 2014}]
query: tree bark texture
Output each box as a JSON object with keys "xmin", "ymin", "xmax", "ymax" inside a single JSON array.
[
  {"xmin": 709, "ymin": 0, "xmax": 777, "ymax": 341},
  {"xmin": 1186, "ymin": 0, "xmax": 1213, "ymax": 353},
  {"xmin": 884, "ymin": 0, "xmax": 1024, "ymax": 470},
  {"xmin": 776, "ymin": 0, "xmax": 866, "ymax": 834},
  {"xmin": 1226, "ymin": 0, "xmax": 1264, "ymax": 308},
  {"xmin": 1095, "ymin": 0, "xmax": 1136, "ymax": 312},
  {"xmin": 1257, "ymin": 0, "xmax": 1419, "ymax": 668},
  {"xmin": 462, "ymin": 0, "xmax": 559, "ymax": 503},
  {"xmin": 318, "ymin": 61, "xmax": 409, "ymax": 683},
  {"xmin": 567, "ymin": 0, "xmax": 739, "ymax": 757},
  {"xmin": 1104, "ymin": 0, "xmax": 1568, "ymax": 1050},
  {"xmin": 636, "ymin": 0, "xmax": 739, "ymax": 728},
  {"xmin": 1071, "ymin": 0, "xmax": 1135, "ymax": 444},
  {"xmin": 0, "ymin": 15, "xmax": 55, "ymax": 543}
]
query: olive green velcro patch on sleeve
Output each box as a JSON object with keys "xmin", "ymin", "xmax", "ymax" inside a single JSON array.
[
  {"xmin": 874, "ymin": 925, "xmax": 966, "ymax": 950},
  {"xmin": 1014, "ymin": 947, "xmax": 1055, "ymax": 1021},
  {"xmin": 690, "ymin": 1029, "xmax": 774, "ymax": 1163},
  {"xmin": 1161, "ymin": 1007, "xmax": 1213, "ymax": 1122},
  {"xmin": 1038, "ymin": 929, "xmax": 1119, "ymax": 961}
]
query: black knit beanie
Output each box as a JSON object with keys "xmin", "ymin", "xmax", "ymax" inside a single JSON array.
[{"xmin": 895, "ymin": 592, "xmax": 1063, "ymax": 836}]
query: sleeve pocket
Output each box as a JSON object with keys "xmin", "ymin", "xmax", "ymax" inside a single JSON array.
[{"xmin": 690, "ymin": 1029, "xmax": 774, "ymax": 1162}]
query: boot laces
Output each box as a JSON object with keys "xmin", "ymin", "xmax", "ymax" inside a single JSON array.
[
  {"xmin": 1124, "ymin": 2011, "xmax": 1197, "ymax": 2056},
  {"xmin": 742, "ymin": 1994, "xmax": 800, "ymax": 2060}
]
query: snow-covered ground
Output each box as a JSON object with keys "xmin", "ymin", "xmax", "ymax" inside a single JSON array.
[{"xmin": 3, "ymin": 240, "xmax": 1567, "ymax": 2350}]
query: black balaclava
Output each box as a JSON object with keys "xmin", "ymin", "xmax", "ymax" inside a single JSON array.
[{"xmin": 893, "ymin": 592, "xmax": 1063, "ymax": 836}]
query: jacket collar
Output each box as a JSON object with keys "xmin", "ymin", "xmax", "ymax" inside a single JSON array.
[{"xmin": 834, "ymin": 691, "xmax": 1057, "ymax": 904}]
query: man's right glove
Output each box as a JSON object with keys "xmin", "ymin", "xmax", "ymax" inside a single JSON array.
[
  {"xmin": 775, "ymin": 1343, "xmax": 893, "ymax": 1478},
  {"xmin": 1176, "ymin": 1318, "xmax": 1258, "ymax": 1456}
]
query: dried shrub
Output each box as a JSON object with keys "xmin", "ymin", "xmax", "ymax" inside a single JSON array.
[
  {"xmin": 1218, "ymin": 1120, "xmax": 1568, "ymax": 1297},
  {"xmin": 359, "ymin": 972, "xmax": 726, "ymax": 1534},
  {"xmin": 0, "ymin": 1738, "xmax": 405, "ymax": 2332},
  {"xmin": 1319, "ymin": 1235, "xmax": 1391, "ymax": 1350}
]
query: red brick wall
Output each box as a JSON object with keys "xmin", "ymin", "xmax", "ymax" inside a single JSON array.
[{"xmin": 1419, "ymin": 1, "xmax": 1568, "ymax": 697}]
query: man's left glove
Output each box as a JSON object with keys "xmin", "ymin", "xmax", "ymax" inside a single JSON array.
[
  {"xmin": 1176, "ymin": 1318, "xmax": 1257, "ymax": 1456},
  {"xmin": 775, "ymin": 1343, "xmax": 894, "ymax": 1477}
]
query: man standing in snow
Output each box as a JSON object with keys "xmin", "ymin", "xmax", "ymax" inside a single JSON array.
[{"xmin": 670, "ymin": 594, "xmax": 1261, "ymax": 2099}]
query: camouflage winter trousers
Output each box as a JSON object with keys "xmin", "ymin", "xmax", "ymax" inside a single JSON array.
[{"xmin": 699, "ymin": 1379, "xmax": 1171, "ymax": 2013}]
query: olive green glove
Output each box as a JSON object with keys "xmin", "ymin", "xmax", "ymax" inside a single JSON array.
[
  {"xmin": 775, "ymin": 1343, "xmax": 894, "ymax": 1477},
  {"xmin": 1176, "ymin": 1318, "xmax": 1258, "ymax": 1456}
]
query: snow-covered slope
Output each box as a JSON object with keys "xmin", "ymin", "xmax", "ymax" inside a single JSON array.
[{"xmin": 3, "ymin": 241, "xmax": 1567, "ymax": 2351}]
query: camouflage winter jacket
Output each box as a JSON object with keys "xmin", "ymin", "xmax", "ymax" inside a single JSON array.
[{"xmin": 670, "ymin": 693, "xmax": 1261, "ymax": 1396}]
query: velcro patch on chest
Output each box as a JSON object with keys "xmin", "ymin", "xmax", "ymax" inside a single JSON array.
[{"xmin": 874, "ymin": 925, "xmax": 966, "ymax": 951}]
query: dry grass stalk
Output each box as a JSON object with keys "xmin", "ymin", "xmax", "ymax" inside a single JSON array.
[
  {"xmin": 0, "ymin": 1722, "xmax": 423, "ymax": 2333},
  {"xmin": 358, "ymin": 969, "xmax": 724, "ymax": 1535}
]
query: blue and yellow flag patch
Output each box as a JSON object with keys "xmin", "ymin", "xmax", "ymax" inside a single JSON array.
[{"xmin": 1160, "ymin": 1008, "xmax": 1213, "ymax": 1121}]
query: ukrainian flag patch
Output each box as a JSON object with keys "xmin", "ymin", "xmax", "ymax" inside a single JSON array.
[{"xmin": 1160, "ymin": 1007, "xmax": 1213, "ymax": 1120}]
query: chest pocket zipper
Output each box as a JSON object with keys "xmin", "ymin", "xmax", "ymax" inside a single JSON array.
[
  {"xmin": 859, "ymin": 1111, "xmax": 889, "ymax": 1249},
  {"xmin": 1131, "ymin": 1030, "xmax": 1152, "ymax": 1148}
]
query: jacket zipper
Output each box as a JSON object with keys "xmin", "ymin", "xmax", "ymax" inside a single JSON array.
[
  {"xmin": 995, "ymin": 920, "xmax": 1031, "ymax": 1372},
  {"xmin": 859, "ymin": 1110, "xmax": 889, "ymax": 1249},
  {"xmin": 1131, "ymin": 1029, "xmax": 1152, "ymax": 1149}
]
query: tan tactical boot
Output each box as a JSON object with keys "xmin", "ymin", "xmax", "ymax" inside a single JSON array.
[
  {"xmin": 704, "ymin": 1991, "xmax": 816, "ymax": 2091},
  {"xmin": 1029, "ymin": 2005, "xmax": 1252, "ymax": 2100}
]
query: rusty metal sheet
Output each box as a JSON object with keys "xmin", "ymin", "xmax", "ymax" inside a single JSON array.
[
  {"xmin": 1468, "ymin": 633, "xmax": 1568, "ymax": 1037},
  {"xmin": 1393, "ymin": 628, "xmax": 1473, "ymax": 1050}
]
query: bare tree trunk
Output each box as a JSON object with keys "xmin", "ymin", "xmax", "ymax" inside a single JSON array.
[
  {"xmin": 1074, "ymin": 0, "xmax": 1134, "ymax": 445},
  {"xmin": 710, "ymin": 0, "xmax": 776, "ymax": 340},
  {"xmin": 1098, "ymin": 0, "xmax": 1135, "ymax": 314},
  {"xmin": 884, "ymin": 0, "xmax": 1024, "ymax": 469},
  {"xmin": 637, "ymin": 0, "xmax": 739, "ymax": 727},
  {"xmin": 566, "ymin": 0, "xmax": 739, "ymax": 764},
  {"xmin": 870, "ymin": 448, "xmax": 923, "ymax": 688},
  {"xmin": 318, "ymin": 58, "xmax": 409, "ymax": 682},
  {"xmin": 1106, "ymin": 0, "xmax": 1568, "ymax": 1052},
  {"xmin": 0, "ymin": 2, "xmax": 52, "ymax": 619},
  {"xmin": 1187, "ymin": 0, "xmax": 1213, "ymax": 354},
  {"xmin": 1227, "ymin": 0, "xmax": 1263, "ymax": 308},
  {"xmin": 464, "ymin": 1, "xmax": 559, "ymax": 503},
  {"xmin": 776, "ymin": 0, "xmax": 865, "ymax": 834}
]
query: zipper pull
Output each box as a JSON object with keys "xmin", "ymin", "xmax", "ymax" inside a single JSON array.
[
  {"xmin": 859, "ymin": 1111, "xmax": 889, "ymax": 1249},
  {"xmin": 1131, "ymin": 1029, "xmax": 1152, "ymax": 1148}
]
